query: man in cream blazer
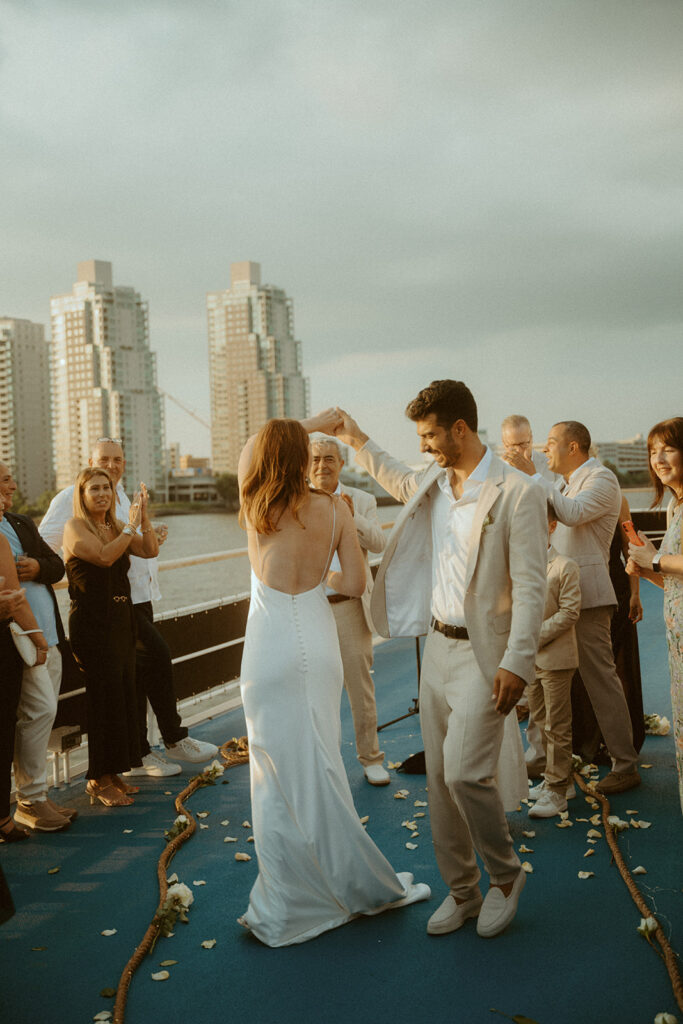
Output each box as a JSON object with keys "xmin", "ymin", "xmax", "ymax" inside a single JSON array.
[
  {"xmin": 506, "ymin": 420, "xmax": 640, "ymax": 795},
  {"xmin": 321, "ymin": 381, "xmax": 547, "ymax": 939},
  {"xmin": 309, "ymin": 437, "xmax": 390, "ymax": 785}
]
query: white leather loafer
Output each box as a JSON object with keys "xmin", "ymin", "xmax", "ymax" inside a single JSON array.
[
  {"xmin": 427, "ymin": 892, "xmax": 483, "ymax": 935},
  {"xmin": 476, "ymin": 869, "xmax": 526, "ymax": 938}
]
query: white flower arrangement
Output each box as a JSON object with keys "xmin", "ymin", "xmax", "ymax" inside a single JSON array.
[
  {"xmin": 164, "ymin": 814, "xmax": 190, "ymax": 843},
  {"xmin": 191, "ymin": 758, "xmax": 226, "ymax": 788},
  {"xmin": 644, "ymin": 713, "xmax": 671, "ymax": 736},
  {"xmin": 153, "ymin": 880, "xmax": 195, "ymax": 946}
]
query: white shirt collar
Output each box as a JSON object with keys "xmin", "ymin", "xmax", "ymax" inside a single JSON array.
[{"xmin": 436, "ymin": 445, "xmax": 492, "ymax": 499}]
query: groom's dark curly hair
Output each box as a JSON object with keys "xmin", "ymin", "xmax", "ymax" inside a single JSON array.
[{"xmin": 405, "ymin": 379, "xmax": 478, "ymax": 432}]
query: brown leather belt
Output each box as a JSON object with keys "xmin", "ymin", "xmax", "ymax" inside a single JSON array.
[
  {"xmin": 327, "ymin": 594, "xmax": 352, "ymax": 604},
  {"xmin": 431, "ymin": 617, "xmax": 469, "ymax": 640}
]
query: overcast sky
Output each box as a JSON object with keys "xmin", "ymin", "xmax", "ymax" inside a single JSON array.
[{"xmin": 1, "ymin": 0, "xmax": 681, "ymax": 462}]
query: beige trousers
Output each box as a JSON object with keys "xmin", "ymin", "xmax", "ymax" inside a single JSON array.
[
  {"xmin": 14, "ymin": 646, "xmax": 62, "ymax": 802},
  {"xmin": 527, "ymin": 667, "xmax": 574, "ymax": 793},
  {"xmin": 420, "ymin": 631, "xmax": 520, "ymax": 898},
  {"xmin": 331, "ymin": 598, "xmax": 383, "ymax": 767},
  {"xmin": 575, "ymin": 606, "xmax": 637, "ymax": 774}
]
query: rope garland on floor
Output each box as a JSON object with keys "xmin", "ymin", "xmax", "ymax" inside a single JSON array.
[
  {"xmin": 573, "ymin": 771, "xmax": 683, "ymax": 1013},
  {"xmin": 112, "ymin": 737, "xmax": 250, "ymax": 1024}
]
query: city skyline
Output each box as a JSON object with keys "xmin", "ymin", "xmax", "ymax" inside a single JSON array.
[{"xmin": 1, "ymin": 2, "xmax": 681, "ymax": 464}]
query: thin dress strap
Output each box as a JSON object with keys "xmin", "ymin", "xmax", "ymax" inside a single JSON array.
[{"xmin": 319, "ymin": 497, "xmax": 337, "ymax": 586}]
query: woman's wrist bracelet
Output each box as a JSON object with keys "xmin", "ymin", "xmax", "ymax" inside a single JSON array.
[{"xmin": 122, "ymin": 525, "xmax": 136, "ymax": 537}]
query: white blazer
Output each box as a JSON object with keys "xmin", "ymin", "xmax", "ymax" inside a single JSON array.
[{"xmin": 354, "ymin": 441, "xmax": 548, "ymax": 686}]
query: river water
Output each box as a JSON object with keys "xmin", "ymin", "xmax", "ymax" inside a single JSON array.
[{"xmin": 53, "ymin": 487, "xmax": 659, "ymax": 619}]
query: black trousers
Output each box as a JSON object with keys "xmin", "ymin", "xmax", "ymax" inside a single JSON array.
[
  {"xmin": 134, "ymin": 602, "xmax": 187, "ymax": 756},
  {"xmin": 1, "ymin": 622, "xmax": 23, "ymax": 820}
]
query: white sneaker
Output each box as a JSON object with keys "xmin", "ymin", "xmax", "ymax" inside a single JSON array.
[
  {"xmin": 528, "ymin": 779, "xmax": 575, "ymax": 800},
  {"xmin": 364, "ymin": 764, "xmax": 391, "ymax": 786},
  {"xmin": 165, "ymin": 737, "xmax": 219, "ymax": 764},
  {"xmin": 124, "ymin": 751, "xmax": 182, "ymax": 777},
  {"xmin": 528, "ymin": 789, "xmax": 568, "ymax": 818}
]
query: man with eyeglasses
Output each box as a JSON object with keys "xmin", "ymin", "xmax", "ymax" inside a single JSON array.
[{"xmin": 40, "ymin": 438, "xmax": 218, "ymax": 776}]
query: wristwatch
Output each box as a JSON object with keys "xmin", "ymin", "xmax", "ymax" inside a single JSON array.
[{"xmin": 652, "ymin": 551, "xmax": 662, "ymax": 573}]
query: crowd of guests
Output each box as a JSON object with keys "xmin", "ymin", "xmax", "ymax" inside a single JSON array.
[{"xmin": 0, "ymin": 438, "xmax": 219, "ymax": 844}]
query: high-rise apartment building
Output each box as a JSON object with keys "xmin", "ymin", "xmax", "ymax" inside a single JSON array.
[
  {"xmin": 0, "ymin": 317, "xmax": 54, "ymax": 500},
  {"xmin": 51, "ymin": 260, "xmax": 165, "ymax": 494},
  {"xmin": 207, "ymin": 261, "xmax": 310, "ymax": 473}
]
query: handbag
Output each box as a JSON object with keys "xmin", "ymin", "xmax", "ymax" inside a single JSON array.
[{"xmin": 8, "ymin": 622, "xmax": 38, "ymax": 667}]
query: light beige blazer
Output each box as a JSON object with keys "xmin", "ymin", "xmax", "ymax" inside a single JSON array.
[
  {"xmin": 338, "ymin": 483, "xmax": 386, "ymax": 631},
  {"xmin": 354, "ymin": 441, "xmax": 548, "ymax": 686},
  {"xmin": 536, "ymin": 547, "xmax": 581, "ymax": 671},
  {"xmin": 536, "ymin": 458, "xmax": 620, "ymax": 610}
]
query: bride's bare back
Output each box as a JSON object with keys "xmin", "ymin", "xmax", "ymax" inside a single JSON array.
[{"xmin": 247, "ymin": 492, "xmax": 365, "ymax": 597}]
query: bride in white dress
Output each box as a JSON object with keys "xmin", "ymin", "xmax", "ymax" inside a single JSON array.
[{"xmin": 236, "ymin": 415, "xmax": 430, "ymax": 947}]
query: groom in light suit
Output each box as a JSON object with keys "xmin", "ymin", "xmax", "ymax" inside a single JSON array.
[{"xmin": 322, "ymin": 381, "xmax": 547, "ymax": 938}]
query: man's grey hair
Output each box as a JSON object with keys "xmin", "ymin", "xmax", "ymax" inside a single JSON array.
[
  {"xmin": 310, "ymin": 435, "xmax": 344, "ymax": 459},
  {"xmin": 501, "ymin": 414, "xmax": 531, "ymax": 432}
]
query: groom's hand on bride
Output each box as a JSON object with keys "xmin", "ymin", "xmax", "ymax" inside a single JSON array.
[{"xmin": 492, "ymin": 668, "xmax": 525, "ymax": 715}]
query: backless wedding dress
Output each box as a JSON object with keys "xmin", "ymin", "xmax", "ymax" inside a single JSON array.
[{"xmin": 238, "ymin": 501, "xmax": 430, "ymax": 946}]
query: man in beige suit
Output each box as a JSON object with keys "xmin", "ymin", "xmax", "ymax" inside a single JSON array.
[
  {"xmin": 527, "ymin": 510, "xmax": 581, "ymax": 819},
  {"xmin": 506, "ymin": 420, "xmax": 641, "ymax": 795},
  {"xmin": 321, "ymin": 381, "xmax": 547, "ymax": 939},
  {"xmin": 309, "ymin": 437, "xmax": 390, "ymax": 786}
]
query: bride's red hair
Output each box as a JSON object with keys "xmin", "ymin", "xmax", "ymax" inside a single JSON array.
[{"xmin": 239, "ymin": 419, "xmax": 312, "ymax": 534}]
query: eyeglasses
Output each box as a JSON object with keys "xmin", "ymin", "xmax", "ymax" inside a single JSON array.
[{"xmin": 96, "ymin": 437, "xmax": 123, "ymax": 445}]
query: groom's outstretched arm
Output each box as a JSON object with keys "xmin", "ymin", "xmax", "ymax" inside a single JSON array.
[{"xmin": 317, "ymin": 407, "xmax": 425, "ymax": 506}]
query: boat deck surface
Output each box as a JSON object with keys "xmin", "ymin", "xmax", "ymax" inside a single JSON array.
[{"xmin": 1, "ymin": 584, "xmax": 681, "ymax": 1024}]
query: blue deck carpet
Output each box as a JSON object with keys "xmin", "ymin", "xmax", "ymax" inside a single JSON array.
[{"xmin": 1, "ymin": 584, "xmax": 681, "ymax": 1024}]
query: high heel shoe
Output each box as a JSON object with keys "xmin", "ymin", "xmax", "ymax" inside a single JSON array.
[
  {"xmin": 0, "ymin": 816, "xmax": 29, "ymax": 843},
  {"xmin": 85, "ymin": 782, "xmax": 133, "ymax": 807},
  {"xmin": 111, "ymin": 776, "xmax": 139, "ymax": 795}
]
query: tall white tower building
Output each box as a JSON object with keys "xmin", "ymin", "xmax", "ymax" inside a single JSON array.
[
  {"xmin": 0, "ymin": 317, "xmax": 54, "ymax": 500},
  {"xmin": 207, "ymin": 261, "xmax": 310, "ymax": 474},
  {"xmin": 51, "ymin": 260, "xmax": 165, "ymax": 494}
]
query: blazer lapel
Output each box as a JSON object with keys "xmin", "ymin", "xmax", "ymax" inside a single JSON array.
[{"xmin": 464, "ymin": 466, "xmax": 503, "ymax": 591}]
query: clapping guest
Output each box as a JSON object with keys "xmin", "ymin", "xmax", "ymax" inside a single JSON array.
[
  {"xmin": 0, "ymin": 499, "xmax": 49, "ymax": 843},
  {"xmin": 626, "ymin": 417, "xmax": 683, "ymax": 814},
  {"xmin": 63, "ymin": 468, "xmax": 158, "ymax": 807}
]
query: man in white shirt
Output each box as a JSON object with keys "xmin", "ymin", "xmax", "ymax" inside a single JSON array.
[
  {"xmin": 505, "ymin": 420, "xmax": 640, "ymax": 795},
  {"xmin": 309, "ymin": 437, "xmax": 390, "ymax": 786},
  {"xmin": 40, "ymin": 439, "xmax": 218, "ymax": 776},
  {"xmin": 321, "ymin": 380, "xmax": 547, "ymax": 939}
]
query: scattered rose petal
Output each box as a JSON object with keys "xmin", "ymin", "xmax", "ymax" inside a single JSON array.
[
  {"xmin": 387, "ymin": 761, "xmax": 402, "ymax": 770},
  {"xmin": 639, "ymin": 764, "xmax": 652, "ymax": 769},
  {"xmin": 401, "ymin": 820, "xmax": 417, "ymax": 830},
  {"xmin": 410, "ymin": 831, "xmax": 419, "ymax": 838},
  {"xmin": 247, "ymin": 836, "xmax": 254, "ymax": 843},
  {"xmin": 519, "ymin": 845, "xmax": 534, "ymax": 854},
  {"xmin": 159, "ymin": 960, "xmax": 178, "ymax": 966},
  {"xmin": 414, "ymin": 800, "xmax": 427, "ymax": 807},
  {"xmin": 584, "ymin": 849, "xmax": 595, "ymax": 858},
  {"xmin": 653, "ymin": 1011, "xmax": 677, "ymax": 1024},
  {"xmin": 99, "ymin": 988, "xmax": 116, "ymax": 997},
  {"xmin": 587, "ymin": 839, "xmax": 597, "ymax": 845},
  {"xmin": 520, "ymin": 798, "xmax": 531, "ymax": 806},
  {"xmin": 100, "ymin": 929, "xmax": 117, "ymax": 937},
  {"xmin": 197, "ymin": 812, "xmax": 209, "ymax": 819},
  {"xmin": 578, "ymin": 871, "xmax": 594, "ymax": 879},
  {"xmin": 122, "ymin": 829, "xmax": 133, "ymax": 834},
  {"xmin": 638, "ymin": 820, "xmax": 652, "ymax": 829},
  {"xmin": 220, "ymin": 820, "xmax": 230, "ymax": 826},
  {"xmin": 414, "ymin": 812, "xmax": 426, "ymax": 818},
  {"xmin": 235, "ymin": 853, "xmax": 251, "ymax": 862},
  {"xmin": 242, "ymin": 821, "xmax": 251, "ymax": 828},
  {"xmin": 93, "ymin": 1013, "xmax": 113, "ymax": 1021},
  {"xmin": 167, "ymin": 873, "xmax": 178, "ymax": 884},
  {"xmin": 556, "ymin": 820, "xmax": 573, "ymax": 828},
  {"xmin": 224, "ymin": 836, "xmax": 238, "ymax": 843},
  {"xmin": 359, "ymin": 815, "xmax": 369, "ymax": 824},
  {"xmin": 589, "ymin": 814, "xmax": 601, "ymax": 826},
  {"xmin": 607, "ymin": 815, "xmax": 629, "ymax": 831},
  {"xmin": 201, "ymin": 939, "xmax": 217, "ymax": 949},
  {"xmin": 151, "ymin": 970, "xmax": 170, "ymax": 981},
  {"xmin": 587, "ymin": 829, "xmax": 602, "ymax": 838},
  {"xmin": 199, "ymin": 824, "xmax": 209, "ymax": 830},
  {"xmin": 192, "ymin": 881, "xmax": 206, "ymax": 886},
  {"xmin": 626, "ymin": 809, "xmax": 639, "ymax": 815},
  {"xmin": 633, "ymin": 866, "xmax": 647, "ymax": 875},
  {"xmin": 576, "ymin": 817, "xmax": 588, "ymax": 822},
  {"xmin": 164, "ymin": 791, "xmax": 172, "ymax": 795},
  {"xmin": 405, "ymin": 842, "xmax": 418, "ymax": 850},
  {"xmin": 394, "ymin": 790, "xmax": 409, "ymax": 800},
  {"xmin": 522, "ymin": 830, "xmax": 536, "ymax": 838},
  {"xmin": 521, "ymin": 861, "xmax": 533, "ymax": 873},
  {"xmin": 47, "ymin": 867, "xmax": 60, "ymax": 875}
]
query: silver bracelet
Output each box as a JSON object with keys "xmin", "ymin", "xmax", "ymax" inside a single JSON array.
[{"xmin": 122, "ymin": 525, "xmax": 136, "ymax": 537}]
